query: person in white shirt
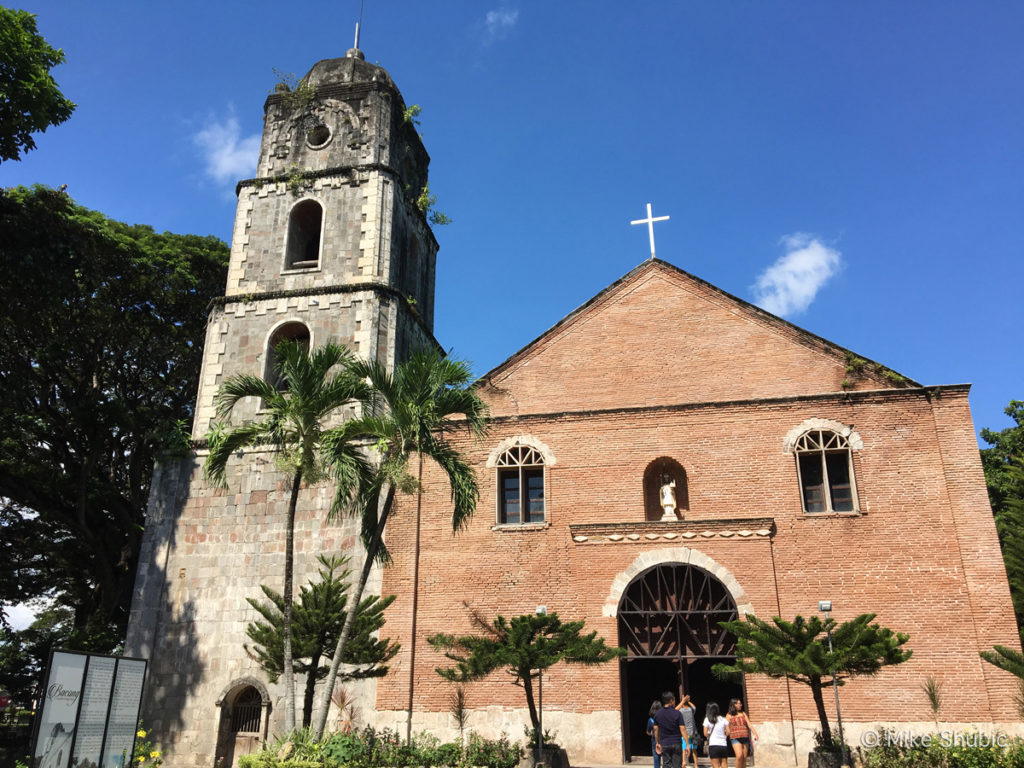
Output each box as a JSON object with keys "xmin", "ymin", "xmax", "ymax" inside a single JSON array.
[{"xmin": 703, "ymin": 702, "xmax": 730, "ymax": 768}]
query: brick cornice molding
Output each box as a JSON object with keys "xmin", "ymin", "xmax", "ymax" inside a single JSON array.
[
  {"xmin": 473, "ymin": 384, "xmax": 971, "ymax": 427},
  {"xmin": 571, "ymin": 517, "xmax": 775, "ymax": 545}
]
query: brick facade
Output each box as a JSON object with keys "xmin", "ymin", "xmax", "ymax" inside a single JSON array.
[{"xmin": 372, "ymin": 261, "xmax": 1021, "ymax": 766}]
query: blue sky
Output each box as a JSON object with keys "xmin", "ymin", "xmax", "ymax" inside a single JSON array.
[{"xmin": 4, "ymin": 1, "xmax": 1022, "ymax": 441}]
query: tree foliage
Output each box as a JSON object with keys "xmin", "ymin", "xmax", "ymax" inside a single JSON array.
[
  {"xmin": 204, "ymin": 340, "xmax": 372, "ymax": 732},
  {"xmin": 428, "ymin": 610, "xmax": 625, "ymax": 731},
  {"xmin": 713, "ymin": 613, "xmax": 911, "ymax": 744},
  {"xmin": 0, "ymin": 603, "xmax": 74, "ymax": 707},
  {"xmin": 981, "ymin": 643, "xmax": 1024, "ymax": 680},
  {"xmin": 0, "ymin": 8, "xmax": 76, "ymax": 162},
  {"xmin": 244, "ymin": 554, "xmax": 398, "ymax": 727},
  {"xmin": 981, "ymin": 401, "xmax": 1024, "ymax": 628},
  {"xmin": 0, "ymin": 185, "xmax": 228, "ymax": 654},
  {"xmin": 982, "ymin": 401, "xmax": 1024, "ymax": 512}
]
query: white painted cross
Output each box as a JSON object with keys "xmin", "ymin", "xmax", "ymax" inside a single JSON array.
[{"xmin": 630, "ymin": 202, "xmax": 670, "ymax": 260}]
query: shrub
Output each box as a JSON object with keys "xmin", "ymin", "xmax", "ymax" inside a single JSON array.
[
  {"xmin": 238, "ymin": 726, "xmax": 519, "ymax": 768},
  {"xmin": 321, "ymin": 731, "xmax": 370, "ymax": 766},
  {"xmin": 856, "ymin": 731, "xmax": 1024, "ymax": 768},
  {"xmin": 462, "ymin": 732, "xmax": 521, "ymax": 768}
]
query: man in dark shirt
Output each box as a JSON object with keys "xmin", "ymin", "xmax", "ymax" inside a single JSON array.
[{"xmin": 653, "ymin": 691, "xmax": 688, "ymax": 768}]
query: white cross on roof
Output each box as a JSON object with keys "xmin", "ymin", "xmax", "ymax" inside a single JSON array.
[{"xmin": 630, "ymin": 202, "xmax": 670, "ymax": 260}]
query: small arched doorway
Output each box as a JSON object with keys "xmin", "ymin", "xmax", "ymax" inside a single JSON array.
[
  {"xmin": 215, "ymin": 681, "xmax": 270, "ymax": 768},
  {"xmin": 617, "ymin": 563, "xmax": 744, "ymax": 760}
]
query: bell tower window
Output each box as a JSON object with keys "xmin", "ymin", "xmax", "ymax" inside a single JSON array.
[
  {"xmin": 285, "ymin": 200, "xmax": 323, "ymax": 270},
  {"xmin": 265, "ymin": 322, "xmax": 310, "ymax": 391}
]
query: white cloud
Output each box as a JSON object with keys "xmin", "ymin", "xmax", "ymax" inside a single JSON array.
[
  {"xmin": 194, "ymin": 111, "xmax": 260, "ymax": 185},
  {"xmin": 752, "ymin": 233, "xmax": 842, "ymax": 317},
  {"xmin": 483, "ymin": 7, "xmax": 519, "ymax": 44}
]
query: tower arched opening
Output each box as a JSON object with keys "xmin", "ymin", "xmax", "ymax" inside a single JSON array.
[
  {"xmin": 284, "ymin": 199, "xmax": 323, "ymax": 270},
  {"xmin": 265, "ymin": 322, "xmax": 311, "ymax": 391}
]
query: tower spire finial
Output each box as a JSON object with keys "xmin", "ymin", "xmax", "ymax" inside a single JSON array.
[
  {"xmin": 354, "ymin": 0, "xmax": 365, "ymax": 50},
  {"xmin": 348, "ymin": 0, "xmax": 366, "ymax": 59}
]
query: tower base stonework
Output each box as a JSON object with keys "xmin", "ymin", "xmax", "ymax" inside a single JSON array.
[{"xmin": 126, "ymin": 451, "xmax": 382, "ymax": 766}]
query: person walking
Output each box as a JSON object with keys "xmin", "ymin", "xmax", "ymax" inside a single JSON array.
[
  {"xmin": 647, "ymin": 700, "xmax": 663, "ymax": 768},
  {"xmin": 677, "ymin": 694, "xmax": 700, "ymax": 768},
  {"xmin": 703, "ymin": 702, "xmax": 730, "ymax": 768},
  {"xmin": 653, "ymin": 691, "xmax": 690, "ymax": 768},
  {"xmin": 726, "ymin": 697, "xmax": 758, "ymax": 768}
]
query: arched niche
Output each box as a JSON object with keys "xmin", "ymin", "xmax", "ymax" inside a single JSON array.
[{"xmin": 642, "ymin": 456, "xmax": 688, "ymax": 520}]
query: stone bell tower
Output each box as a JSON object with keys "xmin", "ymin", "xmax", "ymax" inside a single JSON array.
[
  {"xmin": 191, "ymin": 47, "xmax": 439, "ymax": 437},
  {"xmin": 125, "ymin": 49, "xmax": 441, "ymax": 768}
]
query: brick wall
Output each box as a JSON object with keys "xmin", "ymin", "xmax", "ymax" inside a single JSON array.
[{"xmin": 372, "ymin": 262, "xmax": 1019, "ymax": 764}]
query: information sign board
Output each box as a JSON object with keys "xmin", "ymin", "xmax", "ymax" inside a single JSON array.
[{"xmin": 30, "ymin": 650, "xmax": 147, "ymax": 768}]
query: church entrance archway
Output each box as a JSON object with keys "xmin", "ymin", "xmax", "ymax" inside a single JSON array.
[{"xmin": 617, "ymin": 562, "xmax": 745, "ymax": 761}]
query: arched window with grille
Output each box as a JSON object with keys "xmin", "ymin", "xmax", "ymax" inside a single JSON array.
[
  {"xmin": 230, "ymin": 686, "xmax": 263, "ymax": 733},
  {"xmin": 793, "ymin": 428, "xmax": 859, "ymax": 513},
  {"xmin": 495, "ymin": 443, "xmax": 547, "ymax": 525}
]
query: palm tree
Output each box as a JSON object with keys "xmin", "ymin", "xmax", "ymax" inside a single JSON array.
[
  {"xmin": 204, "ymin": 340, "xmax": 370, "ymax": 732},
  {"xmin": 311, "ymin": 348, "xmax": 489, "ymax": 740}
]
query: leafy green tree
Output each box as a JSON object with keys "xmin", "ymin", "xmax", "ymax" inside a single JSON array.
[
  {"xmin": 992, "ymin": 459, "xmax": 1024, "ymax": 627},
  {"xmin": 713, "ymin": 614, "xmax": 911, "ymax": 744},
  {"xmin": 244, "ymin": 554, "xmax": 399, "ymax": 727},
  {"xmin": 204, "ymin": 340, "xmax": 371, "ymax": 732},
  {"xmin": 980, "ymin": 642, "xmax": 1024, "ymax": 717},
  {"xmin": 981, "ymin": 643, "xmax": 1024, "ymax": 679},
  {"xmin": 981, "ymin": 401, "xmax": 1024, "ymax": 627},
  {"xmin": 982, "ymin": 401, "xmax": 1024, "ymax": 513},
  {"xmin": 0, "ymin": 185, "xmax": 228, "ymax": 651},
  {"xmin": 312, "ymin": 348, "xmax": 489, "ymax": 740},
  {"xmin": 0, "ymin": 8, "xmax": 76, "ymax": 162},
  {"xmin": 0, "ymin": 603, "xmax": 74, "ymax": 708},
  {"xmin": 428, "ymin": 611, "xmax": 625, "ymax": 732}
]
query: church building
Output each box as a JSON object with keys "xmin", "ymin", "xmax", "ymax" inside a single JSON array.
[{"xmin": 125, "ymin": 49, "xmax": 1020, "ymax": 768}]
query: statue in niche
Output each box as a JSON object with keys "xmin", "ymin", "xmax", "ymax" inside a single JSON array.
[{"xmin": 659, "ymin": 474, "xmax": 677, "ymax": 520}]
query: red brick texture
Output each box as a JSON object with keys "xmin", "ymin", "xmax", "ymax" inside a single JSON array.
[{"xmin": 376, "ymin": 260, "xmax": 1020, "ymax": 749}]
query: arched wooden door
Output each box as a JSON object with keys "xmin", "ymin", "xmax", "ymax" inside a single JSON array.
[
  {"xmin": 215, "ymin": 684, "xmax": 267, "ymax": 768},
  {"xmin": 617, "ymin": 563, "xmax": 744, "ymax": 760}
]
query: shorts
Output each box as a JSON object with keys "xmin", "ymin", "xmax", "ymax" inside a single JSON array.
[
  {"xmin": 730, "ymin": 736, "xmax": 751, "ymax": 747},
  {"xmin": 709, "ymin": 744, "xmax": 731, "ymax": 759}
]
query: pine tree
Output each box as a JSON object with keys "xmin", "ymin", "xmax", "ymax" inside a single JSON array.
[
  {"xmin": 245, "ymin": 554, "xmax": 399, "ymax": 727},
  {"xmin": 713, "ymin": 613, "xmax": 911, "ymax": 745},
  {"xmin": 428, "ymin": 610, "xmax": 624, "ymax": 732}
]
